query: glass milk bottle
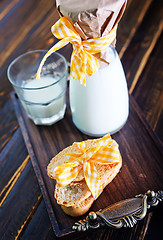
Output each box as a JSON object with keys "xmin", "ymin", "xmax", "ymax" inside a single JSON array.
[{"xmin": 69, "ymin": 46, "xmax": 129, "ymax": 137}]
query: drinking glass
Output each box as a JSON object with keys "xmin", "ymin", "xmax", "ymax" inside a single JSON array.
[{"xmin": 8, "ymin": 50, "xmax": 68, "ymax": 125}]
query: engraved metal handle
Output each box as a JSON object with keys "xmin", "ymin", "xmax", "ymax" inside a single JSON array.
[{"xmin": 72, "ymin": 190, "xmax": 163, "ymax": 231}]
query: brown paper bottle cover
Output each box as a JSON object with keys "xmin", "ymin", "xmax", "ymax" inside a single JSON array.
[
  {"xmin": 56, "ymin": 0, "xmax": 127, "ymax": 63},
  {"xmin": 56, "ymin": 0, "xmax": 127, "ymax": 39}
]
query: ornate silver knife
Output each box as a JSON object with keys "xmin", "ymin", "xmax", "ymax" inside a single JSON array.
[{"xmin": 72, "ymin": 190, "xmax": 163, "ymax": 231}]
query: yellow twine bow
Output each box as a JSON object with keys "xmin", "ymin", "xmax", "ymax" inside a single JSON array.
[
  {"xmin": 53, "ymin": 134, "xmax": 120, "ymax": 199},
  {"xmin": 36, "ymin": 17, "xmax": 117, "ymax": 86}
]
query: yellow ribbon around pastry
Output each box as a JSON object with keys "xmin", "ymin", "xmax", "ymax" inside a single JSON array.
[
  {"xmin": 36, "ymin": 17, "xmax": 117, "ymax": 86},
  {"xmin": 53, "ymin": 134, "xmax": 120, "ymax": 199}
]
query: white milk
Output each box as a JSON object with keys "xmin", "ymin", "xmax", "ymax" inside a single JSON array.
[
  {"xmin": 21, "ymin": 77, "xmax": 66, "ymax": 125},
  {"xmin": 69, "ymin": 46, "xmax": 129, "ymax": 136}
]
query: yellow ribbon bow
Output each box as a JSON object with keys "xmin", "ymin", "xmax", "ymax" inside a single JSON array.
[
  {"xmin": 53, "ymin": 134, "xmax": 120, "ymax": 199},
  {"xmin": 36, "ymin": 17, "xmax": 117, "ymax": 86}
]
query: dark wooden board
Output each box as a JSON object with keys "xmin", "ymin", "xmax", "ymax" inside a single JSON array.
[{"xmin": 11, "ymin": 92, "xmax": 163, "ymax": 238}]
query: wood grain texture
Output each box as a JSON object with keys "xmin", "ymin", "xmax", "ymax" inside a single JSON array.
[
  {"xmin": 132, "ymin": 33, "xmax": 163, "ymax": 142},
  {"xmin": 0, "ymin": 157, "xmax": 42, "ymax": 240},
  {"xmin": 121, "ymin": 0, "xmax": 163, "ymax": 91},
  {"xmin": 0, "ymin": 0, "xmax": 57, "ymax": 109},
  {"xmin": 117, "ymin": 0, "xmax": 153, "ymax": 58},
  {"xmin": 0, "ymin": 99, "xmax": 18, "ymax": 151},
  {"xmin": 0, "ymin": 128, "xmax": 28, "ymax": 205},
  {"xmin": 21, "ymin": 199, "xmax": 55, "ymax": 240},
  {"xmin": 0, "ymin": 127, "xmax": 42, "ymax": 240},
  {"xmin": 0, "ymin": 0, "xmax": 162, "ymax": 239}
]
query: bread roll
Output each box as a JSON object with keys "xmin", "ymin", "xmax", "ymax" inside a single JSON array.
[{"xmin": 47, "ymin": 137, "xmax": 122, "ymax": 217}]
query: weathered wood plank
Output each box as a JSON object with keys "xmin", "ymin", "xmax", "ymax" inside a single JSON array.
[
  {"xmin": 0, "ymin": 158, "xmax": 42, "ymax": 240},
  {"xmin": 0, "ymin": 0, "xmax": 19, "ymax": 19},
  {"xmin": 0, "ymin": 0, "xmax": 56, "ymax": 64},
  {"xmin": 0, "ymin": 0, "xmax": 57, "ymax": 109},
  {"xmin": 0, "ymin": 128, "xmax": 29, "ymax": 204},
  {"xmin": 21, "ymin": 199, "xmax": 56, "ymax": 240},
  {"xmin": 132, "ymin": 33, "xmax": 163, "ymax": 142},
  {"xmin": 0, "ymin": 119, "xmax": 42, "ymax": 239},
  {"xmin": 0, "ymin": 99, "xmax": 18, "ymax": 151},
  {"xmin": 117, "ymin": 0, "xmax": 153, "ymax": 58},
  {"xmin": 121, "ymin": 0, "xmax": 163, "ymax": 92}
]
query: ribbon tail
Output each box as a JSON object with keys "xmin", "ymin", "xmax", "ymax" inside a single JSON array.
[
  {"xmin": 70, "ymin": 50, "xmax": 87, "ymax": 86},
  {"xmin": 53, "ymin": 162, "xmax": 81, "ymax": 187},
  {"xmin": 36, "ymin": 39, "xmax": 69, "ymax": 80},
  {"xmin": 86, "ymin": 52, "xmax": 99, "ymax": 76},
  {"xmin": 83, "ymin": 161, "xmax": 103, "ymax": 199}
]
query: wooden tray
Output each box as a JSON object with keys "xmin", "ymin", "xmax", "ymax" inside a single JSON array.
[{"xmin": 11, "ymin": 92, "xmax": 163, "ymax": 238}]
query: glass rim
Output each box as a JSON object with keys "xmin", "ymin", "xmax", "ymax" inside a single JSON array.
[{"xmin": 7, "ymin": 50, "xmax": 68, "ymax": 90}]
